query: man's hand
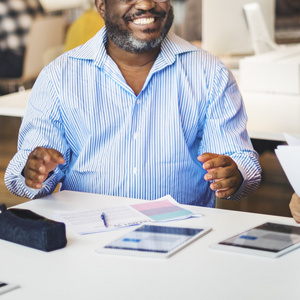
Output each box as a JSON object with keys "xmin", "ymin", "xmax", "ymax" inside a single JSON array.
[
  {"xmin": 289, "ymin": 193, "xmax": 300, "ymax": 223},
  {"xmin": 23, "ymin": 147, "xmax": 65, "ymax": 189},
  {"xmin": 198, "ymin": 153, "xmax": 243, "ymax": 199}
]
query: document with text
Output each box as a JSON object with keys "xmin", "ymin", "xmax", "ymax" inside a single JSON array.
[{"xmin": 53, "ymin": 195, "xmax": 202, "ymax": 235}]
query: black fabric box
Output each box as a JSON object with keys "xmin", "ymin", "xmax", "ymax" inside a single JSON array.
[{"xmin": 0, "ymin": 204, "xmax": 67, "ymax": 251}]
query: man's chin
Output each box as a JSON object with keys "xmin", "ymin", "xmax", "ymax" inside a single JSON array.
[{"xmin": 109, "ymin": 32, "xmax": 162, "ymax": 53}]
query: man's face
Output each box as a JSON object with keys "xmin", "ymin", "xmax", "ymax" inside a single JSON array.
[{"xmin": 98, "ymin": 0, "xmax": 174, "ymax": 53}]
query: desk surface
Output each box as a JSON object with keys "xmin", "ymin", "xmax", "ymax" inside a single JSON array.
[
  {"xmin": 1, "ymin": 191, "xmax": 300, "ymax": 300},
  {"xmin": 0, "ymin": 90, "xmax": 30, "ymax": 117}
]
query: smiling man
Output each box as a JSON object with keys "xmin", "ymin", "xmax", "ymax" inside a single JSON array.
[{"xmin": 5, "ymin": 0, "xmax": 261, "ymax": 207}]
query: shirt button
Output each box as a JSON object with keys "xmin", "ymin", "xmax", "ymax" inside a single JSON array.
[
  {"xmin": 137, "ymin": 100, "xmax": 141, "ymax": 105},
  {"xmin": 134, "ymin": 132, "xmax": 139, "ymax": 139},
  {"xmin": 133, "ymin": 167, "xmax": 138, "ymax": 174}
]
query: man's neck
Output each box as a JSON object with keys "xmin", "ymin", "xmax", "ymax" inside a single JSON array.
[
  {"xmin": 106, "ymin": 38, "xmax": 160, "ymax": 69},
  {"xmin": 105, "ymin": 38, "xmax": 161, "ymax": 95}
]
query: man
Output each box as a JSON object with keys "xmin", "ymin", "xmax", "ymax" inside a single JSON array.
[
  {"xmin": 0, "ymin": 0, "xmax": 44, "ymax": 78},
  {"xmin": 290, "ymin": 193, "xmax": 300, "ymax": 223},
  {"xmin": 5, "ymin": 0, "xmax": 261, "ymax": 207}
]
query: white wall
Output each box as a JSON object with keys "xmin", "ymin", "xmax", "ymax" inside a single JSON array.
[{"xmin": 39, "ymin": 0, "xmax": 90, "ymax": 12}]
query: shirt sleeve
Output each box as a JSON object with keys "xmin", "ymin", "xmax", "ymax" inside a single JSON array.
[
  {"xmin": 4, "ymin": 67, "xmax": 69, "ymax": 199},
  {"xmin": 199, "ymin": 62, "xmax": 262, "ymax": 201}
]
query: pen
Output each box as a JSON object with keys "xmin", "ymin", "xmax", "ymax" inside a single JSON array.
[{"xmin": 101, "ymin": 212, "xmax": 108, "ymax": 228}]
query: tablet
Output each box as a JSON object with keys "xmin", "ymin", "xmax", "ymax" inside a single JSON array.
[
  {"xmin": 210, "ymin": 222, "xmax": 300, "ymax": 258},
  {"xmin": 96, "ymin": 224, "xmax": 212, "ymax": 258}
]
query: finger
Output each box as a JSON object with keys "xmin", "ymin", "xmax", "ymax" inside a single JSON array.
[
  {"xmin": 31, "ymin": 147, "xmax": 65, "ymax": 166},
  {"xmin": 30, "ymin": 147, "xmax": 52, "ymax": 163},
  {"xmin": 23, "ymin": 166, "xmax": 48, "ymax": 186},
  {"xmin": 26, "ymin": 148, "xmax": 53, "ymax": 175},
  {"xmin": 24, "ymin": 151, "xmax": 50, "ymax": 179},
  {"xmin": 293, "ymin": 215, "xmax": 300, "ymax": 224},
  {"xmin": 47, "ymin": 149, "xmax": 65, "ymax": 164},
  {"xmin": 24, "ymin": 177, "xmax": 43, "ymax": 189},
  {"xmin": 23, "ymin": 148, "xmax": 65, "ymax": 188},
  {"xmin": 215, "ymin": 187, "xmax": 237, "ymax": 199},
  {"xmin": 290, "ymin": 194, "xmax": 300, "ymax": 223},
  {"xmin": 32, "ymin": 148, "xmax": 64, "ymax": 174},
  {"xmin": 209, "ymin": 176, "xmax": 238, "ymax": 192},
  {"xmin": 290, "ymin": 208, "xmax": 300, "ymax": 223},
  {"xmin": 202, "ymin": 155, "xmax": 232, "ymax": 170},
  {"xmin": 197, "ymin": 153, "xmax": 219, "ymax": 164},
  {"xmin": 26, "ymin": 156, "xmax": 48, "ymax": 175},
  {"xmin": 204, "ymin": 166, "xmax": 235, "ymax": 181}
]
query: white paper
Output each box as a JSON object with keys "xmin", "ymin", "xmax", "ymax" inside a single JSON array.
[
  {"xmin": 53, "ymin": 195, "xmax": 202, "ymax": 235},
  {"xmin": 275, "ymin": 145, "xmax": 300, "ymax": 195},
  {"xmin": 284, "ymin": 133, "xmax": 300, "ymax": 146}
]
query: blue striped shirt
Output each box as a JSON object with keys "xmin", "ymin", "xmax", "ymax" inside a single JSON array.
[{"xmin": 5, "ymin": 27, "xmax": 261, "ymax": 207}]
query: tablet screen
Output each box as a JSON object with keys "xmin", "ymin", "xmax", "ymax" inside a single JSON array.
[
  {"xmin": 105, "ymin": 225, "xmax": 204, "ymax": 253},
  {"xmin": 99, "ymin": 224, "xmax": 211, "ymax": 258},
  {"xmin": 219, "ymin": 222, "xmax": 300, "ymax": 253}
]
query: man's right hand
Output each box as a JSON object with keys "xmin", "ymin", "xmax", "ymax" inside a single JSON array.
[{"xmin": 23, "ymin": 147, "xmax": 65, "ymax": 189}]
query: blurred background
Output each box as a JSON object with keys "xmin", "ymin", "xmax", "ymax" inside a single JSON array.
[{"xmin": 1, "ymin": 0, "xmax": 299, "ymax": 217}]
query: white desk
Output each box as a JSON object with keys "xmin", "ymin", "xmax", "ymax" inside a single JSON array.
[
  {"xmin": 0, "ymin": 89, "xmax": 30, "ymax": 117},
  {"xmin": 1, "ymin": 190, "xmax": 300, "ymax": 300}
]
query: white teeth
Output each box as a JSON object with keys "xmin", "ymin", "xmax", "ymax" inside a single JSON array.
[{"xmin": 133, "ymin": 17, "xmax": 155, "ymax": 25}]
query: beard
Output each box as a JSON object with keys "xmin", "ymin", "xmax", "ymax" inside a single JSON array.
[{"xmin": 104, "ymin": 6, "xmax": 174, "ymax": 54}]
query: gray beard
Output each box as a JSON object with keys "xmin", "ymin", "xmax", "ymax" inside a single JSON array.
[
  {"xmin": 109, "ymin": 30, "xmax": 165, "ymax": 53},
  {"xmin": 104, "ymin": 7, "xmax": 174, "ymax": 54}
]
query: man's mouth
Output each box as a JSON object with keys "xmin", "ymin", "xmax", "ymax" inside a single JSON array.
[
  {"xmin": 126, "ymin": 9, "xmax": 166, "ymax": 26},
  {"xmin": 132, "ymin": 17, "xmax": 156, "ymax": 25}
]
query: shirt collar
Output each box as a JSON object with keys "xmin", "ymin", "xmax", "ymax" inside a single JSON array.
[{"xmin": 68, "ymin": 26, "xmax": 199, "ymax": 68}]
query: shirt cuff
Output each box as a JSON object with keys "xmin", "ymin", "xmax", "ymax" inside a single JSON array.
[{"xmin": 17, "ymin": 169, "xmax": 60, "ymax": 198}]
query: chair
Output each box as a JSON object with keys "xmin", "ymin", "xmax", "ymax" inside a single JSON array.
[
  {"xmin": 243, "ymin": 3, "xmax": 279, "ymax": 55},
  {"xmin": 64, "ymin": 9, "xmax": 104, "ymax": 52},
  {"xmin": 0, "ymin": 15, "xmax": 65, "ymax": 92}
]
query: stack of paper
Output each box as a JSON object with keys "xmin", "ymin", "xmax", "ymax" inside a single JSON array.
[{"xmin": 275, "ymin": 133, "xmax": 300, "ymax": 195}]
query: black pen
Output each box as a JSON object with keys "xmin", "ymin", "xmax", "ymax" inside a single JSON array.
[{"xmin": 101, "ymin": 212, "xmax": 108, "ymax": 228}]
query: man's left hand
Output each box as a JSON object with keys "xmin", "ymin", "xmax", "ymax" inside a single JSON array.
[{"xmin": 198, "ymin": 153, "xmax": 243, "ymax": 199}]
